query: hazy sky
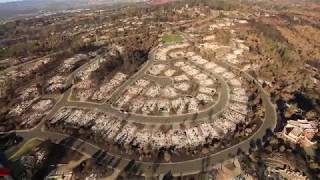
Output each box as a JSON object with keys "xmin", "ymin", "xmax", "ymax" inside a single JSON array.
[{"xmin": 0, "ymin": 0, "xmax": 23, "ymax": 3}]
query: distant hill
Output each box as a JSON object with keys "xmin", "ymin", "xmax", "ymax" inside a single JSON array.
[{"xmin": 0, "ymin": 0, "xmax": 145, "ymax": 20}]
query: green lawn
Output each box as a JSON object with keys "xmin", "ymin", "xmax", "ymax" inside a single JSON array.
[
  {"xmin": 162, "ymin": 34, "xmax": 183, "ymax": 44},
  {"xmin": 69, "ymin": 90, "xmax": 79, "ymax": 102},
  {"xmin": 10, "ymin": 139, "xmax": 42, "ymax": 161}
]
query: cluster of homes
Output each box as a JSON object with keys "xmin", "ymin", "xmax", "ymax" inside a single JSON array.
[
  {"xmin": 73, "ymin": 56, "xmax": 128, "ymax": 102},
  {"xmin": 263, "ymin": 154, "xmax": 308, "ymax": 180},
  {"xmin": 113, "ymin": 46, "xmax": 223, "ymax": 115},
  {"xmin": 4, "ymin": 80, "xmax": 54, "ymax": 128},
  {"xmin": 113, "ymin": 38, "xmax": 250, "ymax": 117},
  {"xmin": 72, "ymin": 58, "xmax": 102, "ymax": 101},
  {"xmin": 0, "ymin": 57, "xmax": 53, "ymax": 97},
  {"xmin": 167, "ymin": 44, "xmax": 249, "ymax": 102},
  {"xmin": 1, "ymin": 53, "xmax": 89, "ymax": 98},
  {"xmin": 21, "ymin": 150, "xmax": 46, "ymax": 169},
  {"xmin": 36, "ymin": 54, "xmax": 89, "ymax": 94},
  {"xmin": 199, "ymin": 18, "xmax": 250, "ymax": 66},
  {"xmin": 155, "ymin": 43, "xmax": 189, "ymax": 61},
  {"xmin": 45, "ymin": 76, "xmax": 67, "ymax": 93},
  {"xmin": 114, "ymin": 81, "xmax": 216, "ymax": 115},
  {"xmin": 91, "ymin": 72, "xmax": 127, "ymax": 102},
  {"xmin": 8, "ymin": 86, "xmax": 40, "ymax": 117},
  {"xmin": 0, "ymin": 53, "xmax": 93, "ymax": 130},
  {"xmin": 48, "ymin": 42, "xmax": 252, "ymax": 152},
  {"xmin": 207, "ymin": 17, "xmax": 248, "ymax": 30},
  {"xmin": 49, "ymin": 102, "xmax": 248, "ymax": 152}
]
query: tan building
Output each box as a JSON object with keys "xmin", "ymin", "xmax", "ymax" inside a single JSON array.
[{"xmin": 282, "ymin": 119, "xmax": 318, "ymax": 147}]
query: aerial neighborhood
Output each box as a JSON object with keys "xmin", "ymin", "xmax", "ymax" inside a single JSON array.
[{"xmin": 0, "ymin": 0, "xmax": 319, "ymax": 179}]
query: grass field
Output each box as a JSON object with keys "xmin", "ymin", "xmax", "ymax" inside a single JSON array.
[
  {"xmin": 9, "ymin": 138, "xmax": 42, "ymax": 161},
  {"xmin": 162, "ymin": 34, "xmax": 184, "ymax": 44}
]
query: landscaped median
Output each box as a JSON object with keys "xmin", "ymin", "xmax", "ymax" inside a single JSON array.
[
  {"xmin": 9, "ymin": 138, "xmax": 43, "ymax": 161},
  {"xmin": 162, "ymin": 33, "xmax": 184, "ymax": 44}
]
